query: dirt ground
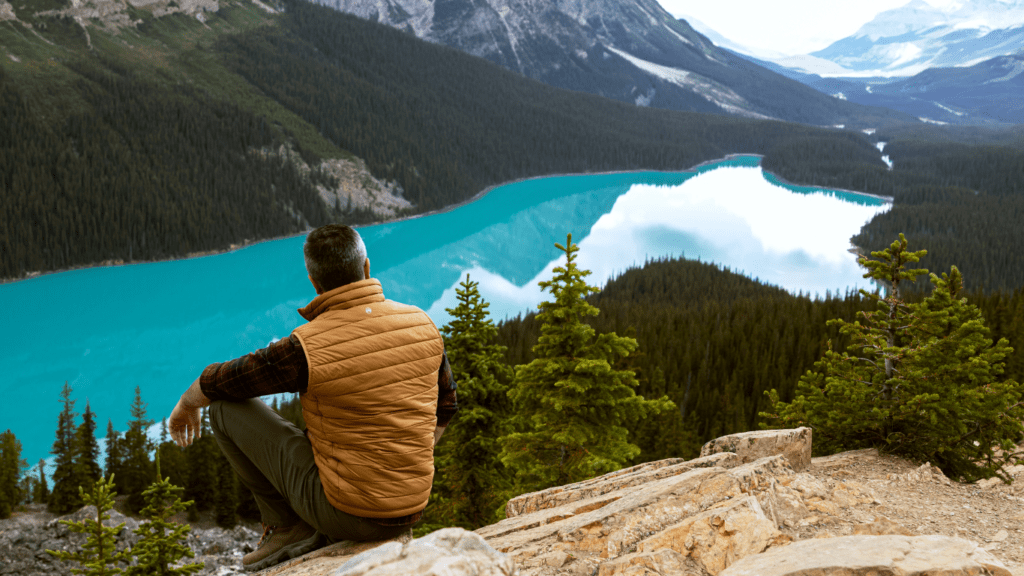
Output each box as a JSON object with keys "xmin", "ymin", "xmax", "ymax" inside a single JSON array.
[{"xmin": 793, "ymin": 447, "xmax": 1024, "ymax": 574}]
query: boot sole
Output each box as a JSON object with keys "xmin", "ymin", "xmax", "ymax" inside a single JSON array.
[{"xmin": 243, "ymin": 531, "xmax": 324, "ymax": 573}]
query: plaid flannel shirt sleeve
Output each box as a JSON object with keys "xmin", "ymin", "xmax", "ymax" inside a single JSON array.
[
  {"xmin": 200, "ymin": 336, "xmax": 459, "ymax": 428},
  {"xmin": 199, "ymin": 334, "xmax": 309, "ymax": 402}
]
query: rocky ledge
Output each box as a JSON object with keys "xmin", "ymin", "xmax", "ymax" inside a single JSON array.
[
  {"xmin": 262, "ymin": 427, "xmax": 1021, "ymax": 575},
  {"xmin": 0, "ymin": 504, "xmax": 262, "ymax": 575},
  {"xmin": 5, "ymin": 428, "xmax": 1023, "ymax": 575}
]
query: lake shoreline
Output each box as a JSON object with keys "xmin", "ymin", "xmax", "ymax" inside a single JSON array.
[{"xmin": 0, "ymin": 154, "xmax": 892, "ymax": 285}]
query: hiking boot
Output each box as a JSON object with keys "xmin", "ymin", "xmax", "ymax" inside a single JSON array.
[{"xmin": 242, "ymin": 520, "xmax": 322, "ymax": 572}]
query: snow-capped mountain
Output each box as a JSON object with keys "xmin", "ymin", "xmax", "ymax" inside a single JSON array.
[
  {"xmin": 311, "ymin": 0, "xmax": 912, "ymax": 126},
  {"xmin": 808, "ymin": 0, "xmax": 1024, "ymax": 77},
  {"xmin": 865, "ymin": 49, "xmax": 1024, "ymax": 124}
]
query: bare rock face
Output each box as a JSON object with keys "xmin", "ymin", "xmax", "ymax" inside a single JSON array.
[
  {"xmin": 480, "ymin": 452, "xmax": 812, "ymax": 575},
  {"xmin": 719, "ymin": 534, "xmax": 1013, "ymax": 576},
  {"xmin": 700, "ymin": 428, "xmax": 812, "ymax": 472},
  {"xmin": 504, "ymin": 453, "xmax": 739, "ymax": 519},
  {"xmin": 330, "ymin": 528, "xmax": 514, "ymax": 576},
  {"xmin": 0, "ymin": 1, "xmax": 15, "ymax": 21}
]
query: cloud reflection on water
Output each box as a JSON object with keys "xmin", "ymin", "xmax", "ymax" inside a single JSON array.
[{"xmin": 426, "ymin": 166, "xmax": 889, "ymax": 326}]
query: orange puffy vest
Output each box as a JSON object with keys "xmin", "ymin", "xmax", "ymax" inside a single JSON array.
[{"xmin": 292, "ymin": 279, "xmax": 444, "ymax": 518}]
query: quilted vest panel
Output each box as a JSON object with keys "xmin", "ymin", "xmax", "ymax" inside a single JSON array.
[{"xmin": 292, "ymin": 279, "xmax": 444, "ymax": 518}]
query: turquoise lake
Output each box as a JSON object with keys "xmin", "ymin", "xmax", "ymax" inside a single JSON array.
[{"xmin": 0, "ymin": 156, "xmax": 889, "ymax": 465}]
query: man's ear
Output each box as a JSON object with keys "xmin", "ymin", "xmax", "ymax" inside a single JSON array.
[
  {"xmin": 364, "ymin": 258, "xmax": 371, "ymax": 280},
  {"xmin": 308, "ymin": 274, "xmax": 323, "ymax": 295}
]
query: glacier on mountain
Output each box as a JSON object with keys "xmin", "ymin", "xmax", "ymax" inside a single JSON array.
[{"xmin": 808, "ymin": 0, "xmax": 1024, "ymax": 76}]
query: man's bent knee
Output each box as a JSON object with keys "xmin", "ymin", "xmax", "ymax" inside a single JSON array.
[{"xmin": 208, "ymin": 398, "xmax": 267, "ymax": 436}]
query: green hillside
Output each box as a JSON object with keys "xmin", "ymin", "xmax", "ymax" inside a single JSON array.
[{"xmin": 2, "ymin": 0, "xmax": 1023, "ymax": 293}]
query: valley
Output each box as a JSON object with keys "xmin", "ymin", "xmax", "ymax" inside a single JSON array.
[{"xmin": 1, "ymin": 2, "xmax": 1023, "ymax": 571}]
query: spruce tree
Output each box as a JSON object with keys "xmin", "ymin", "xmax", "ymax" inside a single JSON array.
[
  {"xmin": 122, "ymin": 387, "xmax": 155, "ymax": 513},
  {"xmin": 50, "ymin": 382, "xmax": 85, "ymax": 514},
  {"xmin": 433, "ymin": 275, "xmax": 515, "ymax": 528},
  {"xmin": 125, "ymin": 455, "xmax": 204, "ymax": 576},
  {"xmin": 34, "ymin": 459, "xmax": 50, "ymax": 505},
  {"xmin": 75, "ymin": 402, "xmax": 103, "ymax": 492},
  {"xmin": 763, "ymin": 235, "xmax": 1024, "ymax": 481},
  {"xmin": 47, "ymin": 475, "xmax": 132, "ymax": 576},
  {"xmin": 0, "ymin": 430, "xmax": 26, "ymax": 519},
  {"xmin": 498, "ymin": 235, "xmax": 674, "ymax": 493},
  {"xmin": 104, "ymin": 421, "xmax": 125, "ymax": 492}
]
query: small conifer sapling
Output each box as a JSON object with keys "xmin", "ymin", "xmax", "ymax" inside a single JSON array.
[
  {"xmin": 47, "ymin": 475, "xmax": 131, "ymax": 576},
  {"xmin": 126, "ymin": 454, "xmax": 203, "ymax": 576}
]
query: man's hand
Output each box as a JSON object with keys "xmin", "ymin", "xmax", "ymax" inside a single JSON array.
[{"xmin": 169, "ymin": 377, "xmax": 212, "ymax": 448}]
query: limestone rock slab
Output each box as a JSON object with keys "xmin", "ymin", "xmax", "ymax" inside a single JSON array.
[
  {"xmin": 505, "ymin": 453, "xmax": 739, "ymax": 518},
  {"xmin": 635, "ymin": 495, "xmax": 784, "ymax": 575},
  {"xmin": 332, "ymin": 528, "xmax": 514, "ymax": 576},
  {"xmin": 700, "ymin": 428, "xmax": 812, "ymax": 471},
  {"xmin": 719, "ymin": 535, "xmax": 1013, "ymax": 576}
]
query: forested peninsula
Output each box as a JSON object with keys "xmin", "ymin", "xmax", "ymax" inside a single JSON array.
[{"xmin": 2, "ymin": 0, "xmax": 1023, "ymax": 292}]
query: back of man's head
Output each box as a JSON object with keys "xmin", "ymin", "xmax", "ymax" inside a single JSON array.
[{"xmin": 304, "ymin": 224, "xmax": 367, "ymax": 292}]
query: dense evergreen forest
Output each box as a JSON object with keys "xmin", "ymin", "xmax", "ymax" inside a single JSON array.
[
  {"xmin": 0, "ymin": 0, "xmax": 937, "ymax": 281},
  {"xmin": 496, "ymin": 257, "xmax": 1024, "ymax": 459},
  {"xmin": 763, "ymin": 134, "xmax": 1024, "ymax": 292},
  {"xmin": 2, "ymin": 0, "xmax": 1023, "ymax": 293},
  {"xmin": 0, "ymin": 63, "xmax": 347, "ymax": 279}
]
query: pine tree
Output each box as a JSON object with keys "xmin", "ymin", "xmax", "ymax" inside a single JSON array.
[
  {"xmin": 763, "ymin": 235, "xmax": 1024, "ymax": 481},
  {"xmin": 104, "ymin": 421, "xmax": 125, "ymax": 492},
  {"xmin": 498, "ymin": 235, "xmax": 675, "ymax": 493},
  {"xmin": 125, "ymin": 454, "xmax": 204, "ymax": 576},
  {"xmin": 50, "ymin": 382, "xmax": 85, "ymax": 514},
  {"xmin": 0, "ymin": 429, "xmax": 26, "ymax": 519},
  {"xmin": 75, "ymin": 402, "xmax": 103, "ymax": 493},
  {"xmin": 34, "ymin": 459, "xmax": 50, "ymax": 505},
  {"xmin": 122, "ymin": 387, "xmax": 155, "ymax": 513},
  {"xmin": 432, "ymin": 274, "xmax": 515, "ymax": 528},
  {"xmin": 47, "ymin": 475, "xmax": 132, "ymax": 576}
]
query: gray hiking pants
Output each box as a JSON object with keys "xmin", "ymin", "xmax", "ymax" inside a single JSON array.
[{"xmin": 208, "ymin": 398, "xmax": 412, "ymax": 542}]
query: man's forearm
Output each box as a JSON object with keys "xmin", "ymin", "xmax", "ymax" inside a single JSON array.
[
  {"xmin": 169, "ymin": 377, "xmax": 211, "ymax": 448},
  {"xmin": 433, "ymin": 425, "xmax": 446, "ymax": 447},
  {"xmin": 181, "ymin": 377, "xmax": 212, "ymax": 409}
]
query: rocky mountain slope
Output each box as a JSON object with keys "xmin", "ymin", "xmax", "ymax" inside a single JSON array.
[
  {"xmin": 309, "ymin": 0, "xmax": 912, "ymax": 127},
  {"xmin": 738, "ymin": 48, "xmax": 1024, "ymax": 126},
  {"xmin": 6, "ymin": 429, "xmax": 1022, "ymax": 575}
]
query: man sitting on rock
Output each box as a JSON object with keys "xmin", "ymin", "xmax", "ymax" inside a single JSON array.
[{"xmin": 167, "ymin": 224, "xmax": 458, "ymax": 572}]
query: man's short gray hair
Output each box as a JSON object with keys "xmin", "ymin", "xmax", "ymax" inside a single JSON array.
[{"xmin": 303, "ymin": 224, "xmax": 367, "ymax": 292}]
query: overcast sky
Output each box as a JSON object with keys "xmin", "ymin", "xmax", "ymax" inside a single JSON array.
[{"xmin": 658, "ymin": 0, "xmax": 952, "ymax": 56}]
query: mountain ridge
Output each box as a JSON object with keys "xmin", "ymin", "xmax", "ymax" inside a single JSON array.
[
  {"xmin": 807, "ymin": 0, "xmax": 1024, "ymax": 76},
  {"xmin": 311, "ymin": 0, "xmax": 915, "ymax": 126}
]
